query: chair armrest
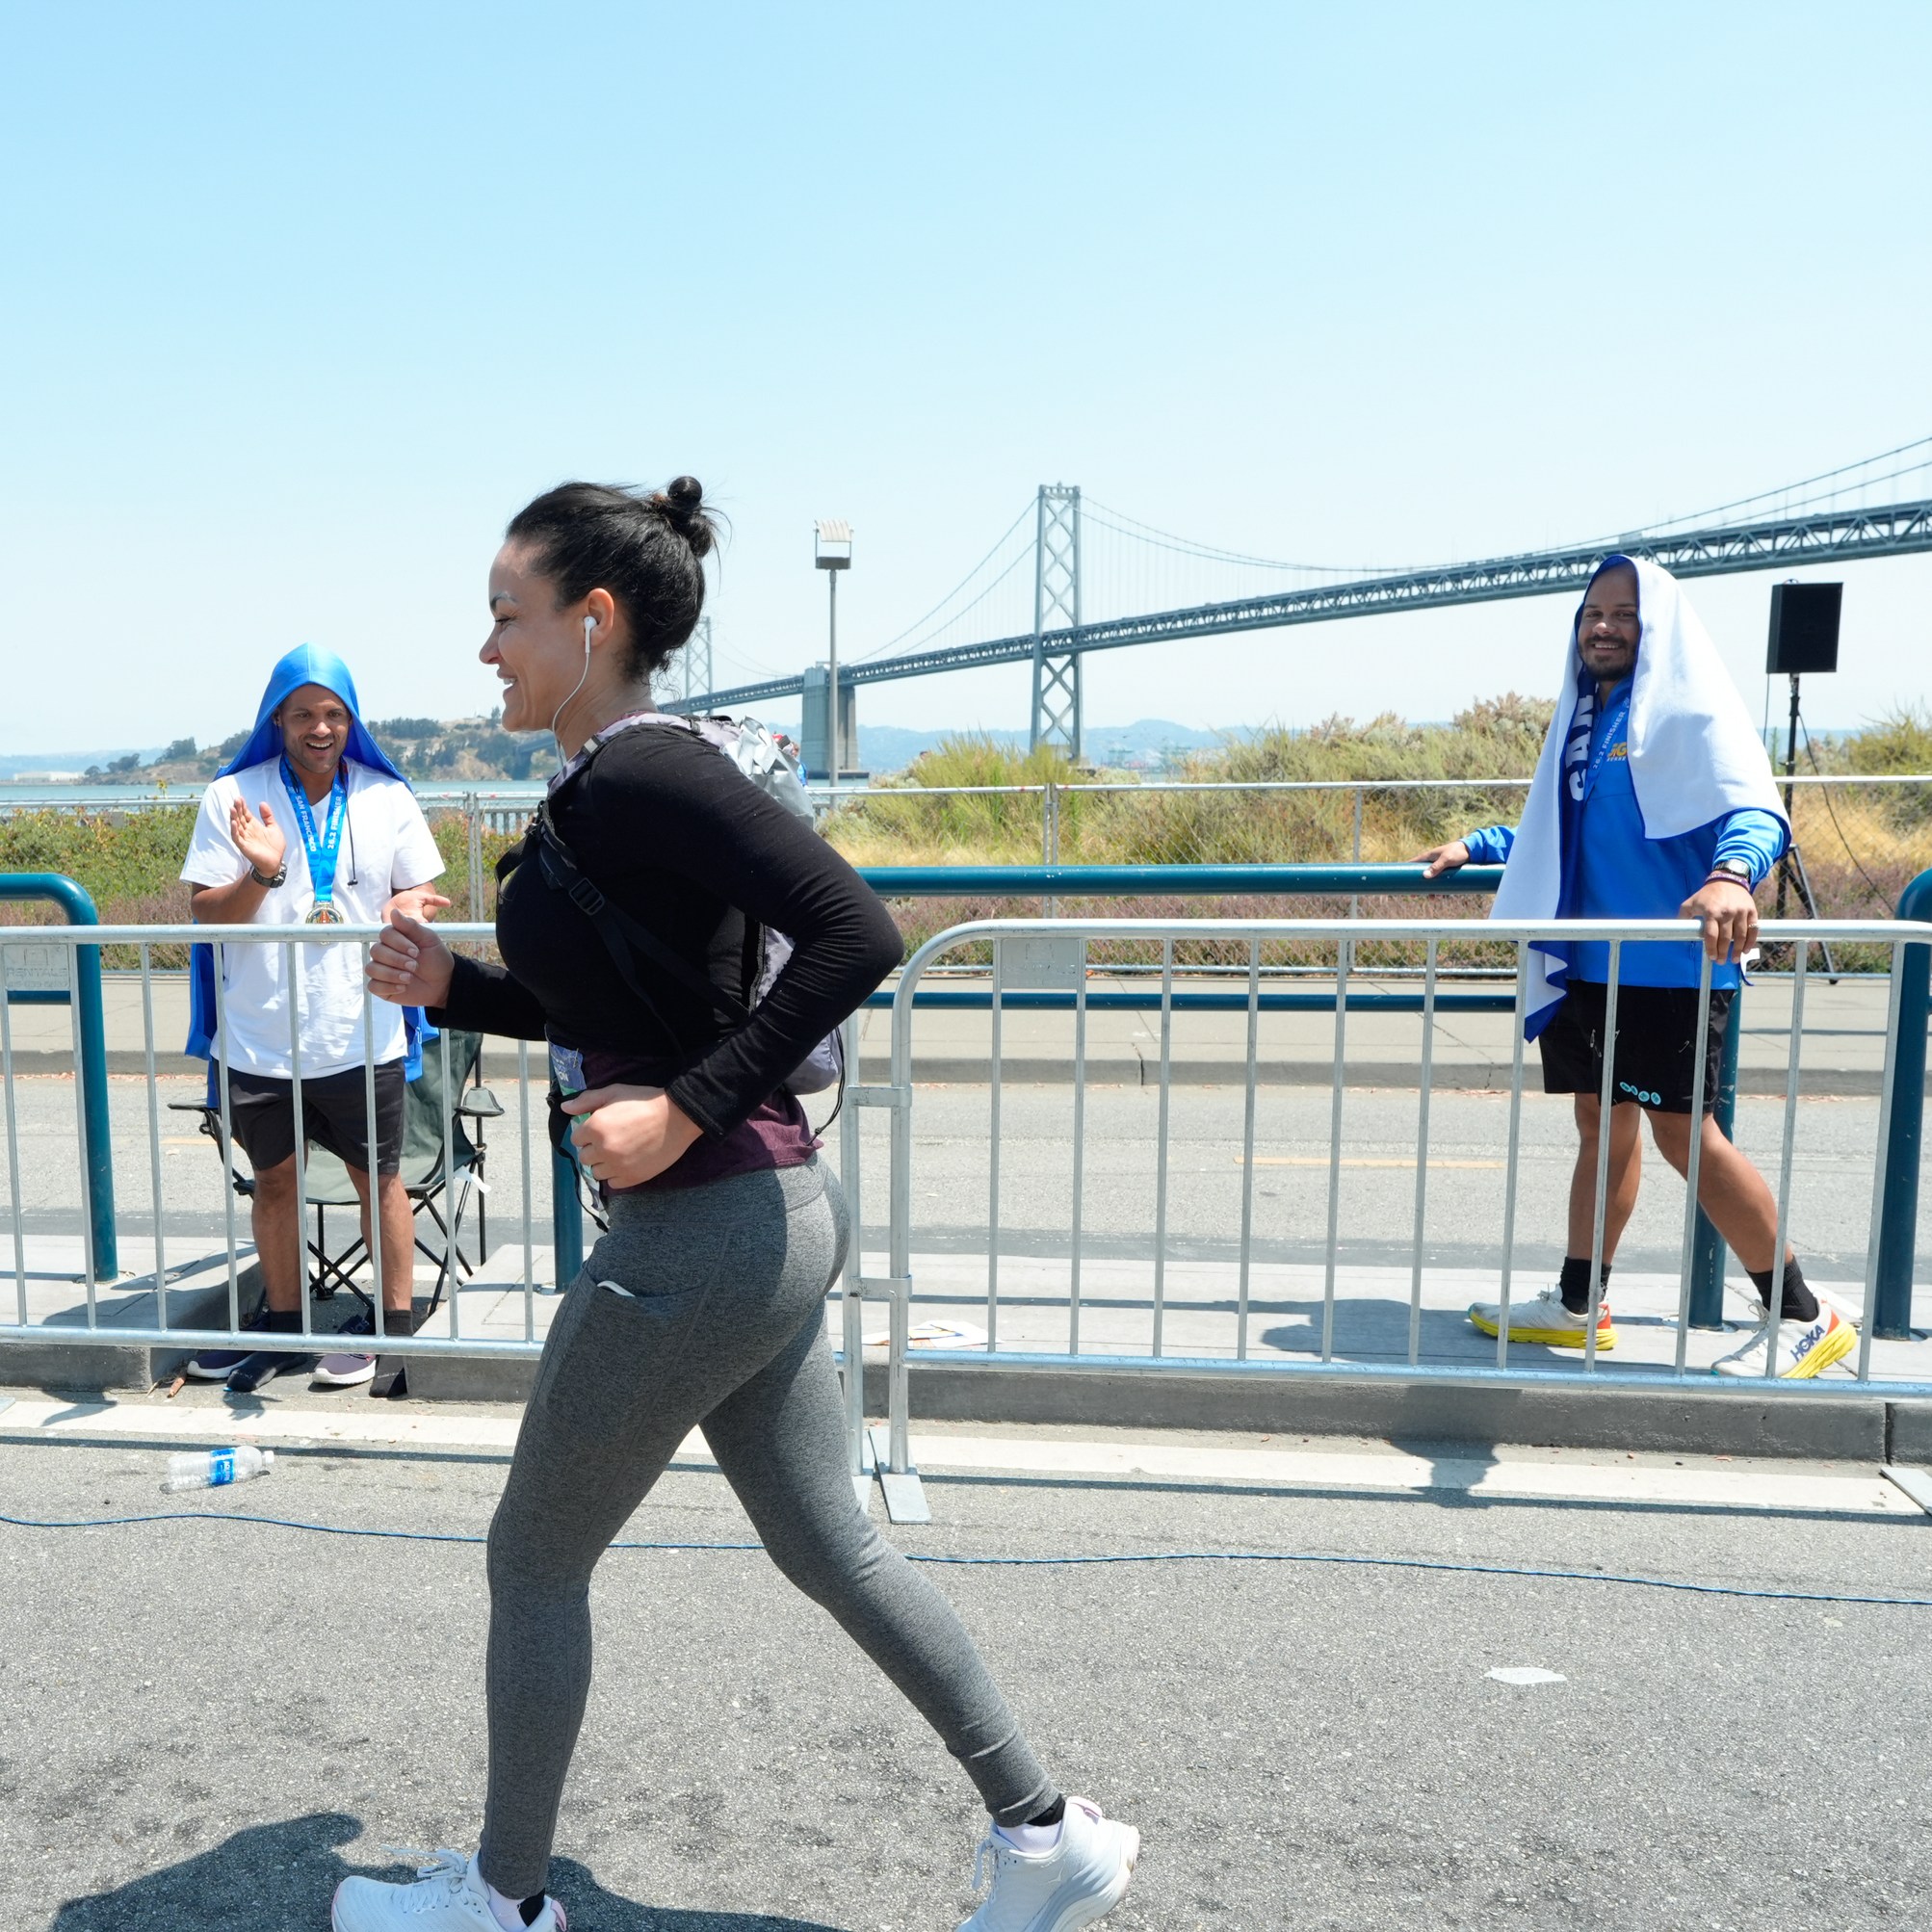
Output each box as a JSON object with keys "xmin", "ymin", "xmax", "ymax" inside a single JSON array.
[{"xmin": 457, "ymin": 1086, "xmax": 505, "ymax": 1120}]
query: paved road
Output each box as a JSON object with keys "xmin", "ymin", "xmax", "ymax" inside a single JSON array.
[{"xmin": 5, "ymin": 1403, "xmax": 1930, "ymax": 1930}]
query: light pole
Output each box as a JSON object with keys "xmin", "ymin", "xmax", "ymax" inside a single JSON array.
[{"xmin": 814, "ymin": 518, "xmax": 852, "ymax": 804}]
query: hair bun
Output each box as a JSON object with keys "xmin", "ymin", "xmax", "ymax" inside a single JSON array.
[{"xmin": 650, "ymin": 475, "xmax": 714, "ymax": 558}]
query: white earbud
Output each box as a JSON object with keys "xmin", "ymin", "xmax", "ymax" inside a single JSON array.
[{"xmin": 582, "ymin": 614, "xmax": 594, "ymax": 650}]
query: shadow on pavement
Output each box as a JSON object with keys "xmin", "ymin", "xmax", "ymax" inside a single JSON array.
[
  {"xmin": 550, "ymin": 1856, "xmax": 850, "ymax": 1930},
  {"xmin": 51, "ymin": 1811, "xmax": 363, "ymax": 1929},
  {"xmin": 47, "ymin": 1814, "xmax": 850, "ymax": 1932}
]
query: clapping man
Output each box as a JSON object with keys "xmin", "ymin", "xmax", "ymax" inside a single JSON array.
[{"xmin": 181, "ymin": 645, "xmax": 448, "ymax": 1393}]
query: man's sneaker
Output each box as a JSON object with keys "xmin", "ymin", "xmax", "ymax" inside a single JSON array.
[
  {"xmin": 332, "ymin": 1849, "xmax": 563, "ymax": 1932},
  {"xmin": 181, "ymin": 1302, "xmax": 271, "ymax": 1379},
  {"xmin": 314, "ymin": 1313, "xmax": 378, "ymax": 1388},
  {"xmin": 224, "ymin": 1345, "xmax": 316, "ymax": 1396},
  {"xmin": 958, "ymin": 1796, "xmax": 1138, "ymax": 1932},
  {"xmin": 1712, "ymin": 1305, "xmax": 1857, "ymax": 1380},
  {"xmin": 1468, "ymin": 1285, "xmax": 1617, "ymax": 1350}
]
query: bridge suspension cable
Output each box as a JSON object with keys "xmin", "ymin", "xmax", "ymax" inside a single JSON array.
[{"xmin": 669, "ymin": 436, "xmax": 1932, "ymax": 718}]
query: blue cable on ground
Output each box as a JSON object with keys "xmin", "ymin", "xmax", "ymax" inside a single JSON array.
[{"xmin": 2, "ymin": 1506, "xmax": 1927, "ymax": 1607}]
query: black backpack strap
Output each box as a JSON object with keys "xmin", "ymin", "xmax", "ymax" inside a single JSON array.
[{"xmin": 532, "ymin": 798, "xmax": 753, "ymax": 1034}]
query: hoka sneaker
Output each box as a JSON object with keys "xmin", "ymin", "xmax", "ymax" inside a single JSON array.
[
  {"xmin": 1468, "ymin": 1285, "xmax": 1616, "ymax": 1350},
  {"xmin": 1712, "ymin": 1305, "xmax": 1857, "ymax": 1380},
  {"xmin": 958, "ymin": 1796, "xmax": 1138, "ymax": 1932},
  {"xmin": 314, "ymin": 1312, "xmax": 379, "ymax": 1388},
  {"xmin": 331, "ymin": 1848, "xmax": 563, "ymax": 1932}
]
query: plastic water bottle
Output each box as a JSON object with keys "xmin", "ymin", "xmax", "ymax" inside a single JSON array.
[{"xmin": 162, "ymin": 1445, "xmax": 275, "ymax": 1493}]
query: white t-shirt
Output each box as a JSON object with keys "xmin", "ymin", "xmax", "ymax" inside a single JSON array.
[{"xmin": 181, "ymin": 757, "xmax": 445, "ymax": 1078}]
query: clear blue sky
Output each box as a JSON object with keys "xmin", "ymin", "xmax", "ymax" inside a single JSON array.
[{"xmin": 5, "ymin": 1, "xmax": 1930, "ymax": 755}]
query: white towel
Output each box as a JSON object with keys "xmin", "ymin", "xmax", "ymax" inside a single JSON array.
[{"xmin": 1491, "ymin": 554, "xmax": 1789, "ymax": 1031}]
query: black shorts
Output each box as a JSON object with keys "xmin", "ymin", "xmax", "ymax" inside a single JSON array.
[
  {"xmin": 1537, "ymin": 980, "xmax": 1734, "ymax": 1115},
  {"xmin": 224, "ymin": 1061, "xmax": 407, "ymax": 1176}
]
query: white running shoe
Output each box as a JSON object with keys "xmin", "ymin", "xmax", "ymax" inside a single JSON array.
[
  {"xmin": 1711, "ymin": 1305, "xmax": 1857, "ymax": 1380},
  {"xmin": 331, "ymin": 1849, "xmax": 564, "ymax": 1932},
  {"xmin": 1467, "ymin": 1285, "xmax": 1617, "ymax": 1350},
  {"xmin": 957, "ymin": 1796, "xmax": 1139, "ymax": 1932}
]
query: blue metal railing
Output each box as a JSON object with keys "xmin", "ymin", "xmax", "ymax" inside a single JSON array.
[
  {"xmin": 0, "ymin": 874, "xmax": 116, "ymax": 1278},
  {"xmin": 856, "ymin": 861, "xmax": 1503, "ymax": 899},
  {"xmin": 1874, "ymin": 869, "xmax": 1932, "ymax": 1338}
]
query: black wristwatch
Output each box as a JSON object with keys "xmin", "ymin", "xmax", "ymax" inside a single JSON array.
[
  {"xmin": 248, "ymin": 862, "xmax": 288, "ymax": 888},
  {"xmin": 1706, "ymin": 859, "xmax": 1753, "ymax": 887}
]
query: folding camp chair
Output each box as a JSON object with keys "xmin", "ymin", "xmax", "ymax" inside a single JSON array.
[
  {"xmin": 302, "ymin": 1030, "xmax": 500, "ymax": 1318},
  {"xmin": 170, "ymin": 1029, "xmax": 502, "ymax": 1321}
]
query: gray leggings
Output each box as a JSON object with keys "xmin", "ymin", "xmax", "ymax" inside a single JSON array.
[{"xmin": 478, "ymin": 1158, "xmax": 1056, "ymax": 1899}]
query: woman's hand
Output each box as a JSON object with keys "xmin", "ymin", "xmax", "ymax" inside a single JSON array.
[
  {"xmin": 230, "ymin": 796, "xmax": 286, "ymax": 877},
  {"xmin": 561, "ymin": 1083, "xmax": 703, "ymax": 1189},
  {"xmin": 367, "ymin": 908, "xmax": 456, "ymax": 1008},
  {"xmin": 1416, "ymin": 839, "xmax": 1471, "ymax": 878}
]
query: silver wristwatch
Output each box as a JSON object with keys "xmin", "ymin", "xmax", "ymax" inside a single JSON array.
[
  {"xmin": 249, "ymin": 862, "xmax": 288, "ymax": 888},
  {"xmin": 1706, "ymin": 858, "xmax": 1752, "ymax": 886}
]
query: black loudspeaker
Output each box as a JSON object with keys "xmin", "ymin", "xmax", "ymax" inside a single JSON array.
[{"xmin": 1766, "ymin": 581, "xmax": 1842, "ymax": 675}]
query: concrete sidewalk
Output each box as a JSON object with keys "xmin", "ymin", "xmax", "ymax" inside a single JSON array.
[
  {"xmin": 11, "ymin": 1231, "xmax": 1931, "ymax": 1461},
  {"xmin": 5, "ymin": 968, "xmax": 1915, "ymax": 1092}
]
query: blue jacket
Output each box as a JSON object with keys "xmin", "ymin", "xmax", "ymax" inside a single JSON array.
[{"xmin": 1464, "ymin": 675, "xmax": 1787, "ymax": 990}]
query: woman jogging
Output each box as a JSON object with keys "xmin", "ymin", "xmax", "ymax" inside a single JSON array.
[{"xmin": 333, "ymin": 479, "xmax": 1137, "ymax": 1932}]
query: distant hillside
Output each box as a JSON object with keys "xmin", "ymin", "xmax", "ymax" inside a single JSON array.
[
  {"xmin": 73, "ymin": 713, "xmax": 548, "ymax": 788},
  {"xmin": 57, "ymin": 714, "xmax": 1228, "ymax": 786},
  {"xmin": 765, "ymin": 718, "xmax": 1226, "ymax": 775}
]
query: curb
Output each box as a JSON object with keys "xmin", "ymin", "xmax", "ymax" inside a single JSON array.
[{"xmin": 12, "ymin": 1330, "xmax": 1917, "ymax": 1462}]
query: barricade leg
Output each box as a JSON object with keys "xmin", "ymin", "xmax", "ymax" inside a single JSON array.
[
  {"xmin": 1873, "ymin": 936, "xmax": 1928, "ymax": 1339},
  {"xmin": 551, "ymin": 1147, "xmax": 583, "ymax": 1291},
  {"xmin": 1687, "ymin": 982, "xmax": 1745, "ymax": 1329}
]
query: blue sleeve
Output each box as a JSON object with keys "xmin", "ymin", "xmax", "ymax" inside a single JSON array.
[
  {"xmin": 1460, "ymin": 823, "xmax": 1515, "ymax": 865},
  {"xmin": 1710, "ymin": 809, "xmax": 1788, "ymax": 887}
]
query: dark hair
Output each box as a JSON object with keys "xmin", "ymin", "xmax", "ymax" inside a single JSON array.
[{"xmin": 505, "ymin": 477, "xmax": 718, "ymax": 680}]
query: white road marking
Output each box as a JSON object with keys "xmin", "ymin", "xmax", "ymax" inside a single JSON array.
[{"xmin": 1882, "ymin": 1464, "xmax": 1932, "ymax": 1515}]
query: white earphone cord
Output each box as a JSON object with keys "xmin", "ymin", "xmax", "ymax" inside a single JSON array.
[{"xmin": 550, "ymin": 616, "xmax": 596, "ymax": 774}]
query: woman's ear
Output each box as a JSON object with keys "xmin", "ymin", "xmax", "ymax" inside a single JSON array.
[{"xmin": 585, "ymin": 587, "xmax": 617, "ymax": 648}]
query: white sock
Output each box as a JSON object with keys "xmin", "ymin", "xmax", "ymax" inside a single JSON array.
[
  {"xmin": 485, "ymin": 1883, "xmax": 535, "ymax": 1931},
  {"xmin": 994, "ymin": 1818, "xmax": 1062, "ymax": 1854}
]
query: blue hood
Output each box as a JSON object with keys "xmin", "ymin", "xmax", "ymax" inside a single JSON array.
[{"xmin": 217, "ymin": 643, "xmax": 408, "ymax": 783}]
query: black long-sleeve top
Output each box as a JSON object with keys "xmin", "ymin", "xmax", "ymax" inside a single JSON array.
[{"xmin": 432, "ymin": 722, "xmax": 902, "ymax": 1142}]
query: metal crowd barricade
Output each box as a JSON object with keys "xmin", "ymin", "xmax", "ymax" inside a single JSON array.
[
  {"xmin": 1, "ymin": 874, "xmax": 115, "ymax": 1277},
  {"xmin": 0, "ymin": 921, "xmax": 567, "ymax": 1367},
  {"xmin": 865, "ymin": 913, "xmax": 1932, "ymax": 1521}
]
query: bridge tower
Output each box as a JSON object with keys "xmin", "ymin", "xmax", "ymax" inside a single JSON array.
[
  {"xmin": 1029, "ymin": 484, "xmax": 1083, "ymax": 757},
  {"xmin": 678, "ymin": 615, "xmax": 714, "ymax": 708}
]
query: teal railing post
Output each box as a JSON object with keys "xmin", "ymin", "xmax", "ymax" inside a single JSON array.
[
  {"xmin": 551, "ymin": 1145, "xmax": 584, "ymax": 1291},
  {"xmin": 1685, "ymin": 984, "xmax": 1744, "ymax": 1328},
  {"xmin": 1873, "ymin": 868, "xmax": 1932, "ymax": 1339},
  {"xmin": 0, "ymin": 872, "xmax": 117, "ymax": 1278}
]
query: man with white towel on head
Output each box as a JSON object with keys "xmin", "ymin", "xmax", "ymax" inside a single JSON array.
[{"xmin": 1417, "ymin": 554, "xmax": 1856, "ymax": 1379}]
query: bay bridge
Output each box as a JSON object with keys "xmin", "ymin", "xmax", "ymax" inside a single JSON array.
[{"xmin": 665, "ymin": 437, "xmax": 1932, "ymax": 765}]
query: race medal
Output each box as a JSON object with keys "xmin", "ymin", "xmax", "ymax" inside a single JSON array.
[{"xmin": 281, "ymin": 756, "xmax": 349, "ymax": 925}]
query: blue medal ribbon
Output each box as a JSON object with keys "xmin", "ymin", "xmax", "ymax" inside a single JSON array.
[{"xmin": 280, "ymin": 757, "xmax": 348, "ymax": 919}]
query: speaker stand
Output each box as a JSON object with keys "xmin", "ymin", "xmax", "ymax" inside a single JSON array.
[{"xmin": 1771, "ymin": 673, "xmax": 1839, "ymax": 981}]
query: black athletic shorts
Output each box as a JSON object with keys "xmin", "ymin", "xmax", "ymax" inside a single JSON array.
[
  {"xmin": 1537, "ymin": 980, "xmax": 1734, "ymax": 1116},
  {"xmin": 223, "ymin": 1060, "xmax": 407, "ymax": 1175}
]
